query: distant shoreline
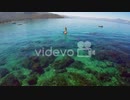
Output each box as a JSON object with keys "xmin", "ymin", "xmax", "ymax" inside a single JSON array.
[
  {"xmin": 67, "ymin": 16, "xmax": 130, "ymax": 25},
  {"xmin": 0, "ymin": 17, "xmax": 64, "ymax": 24},
  {"xmin": 0, "ymin": 12, "xmax": 65, "ymax": 24}
]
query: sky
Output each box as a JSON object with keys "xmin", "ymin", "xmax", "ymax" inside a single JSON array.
[{"xmin": 51, "ymin": 12, "xmax": 130, "ymax": 20}]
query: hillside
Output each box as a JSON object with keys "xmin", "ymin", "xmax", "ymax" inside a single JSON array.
[{"xmin": 0, "ymin": 12, "xmax": 64, "ymax": 23}]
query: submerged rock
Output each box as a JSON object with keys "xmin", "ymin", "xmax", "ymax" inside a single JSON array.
[
  {"xmin": 22, "ymin": 56, "xmax": 55, "ymax": 74},
  {"xmin": 28, "ymin": 78, "xmax": 37, "ymax": 85},
  {"xmin": 42, "ymin": 74, "xmax": 68, "ymax": 86},
  {"xmin": 39, "ymin": 56, "xmax": 55, "ymax": 68},
  {"xmin": 22, "ymin": 56, "xmax": 43, "ymax": 74},
  {"xmin": 30, "ymin": 56, "xmax": 40, "ymax": 63},
  {"xmin": 117, "ymin": 67, "xmax": 130, "ymax": 77},
  {"xmin": 121, "ymin": 71, "xmax": 130, "ymax": 78},
  {"xmin": 27, "ymin": 74, "xmax": 38, "ymax": 85},
  {"xmin": 67, "ymin": 72, "xmax": 93, "ymax": 86},
  {"xmin": 22, "ymin": 58, "xmax": 33, "ymax": 69},
  {"xmin": 0, "ymin": 68, "xmax": 10, "ymax": 78},
  {"xmin": 69, "ymin": 61, "xmax": 85, "ymax": 70},
  {"xmin": 31, "ymin": 63, "xmax": 44, "ymax": 74},
  {"xmin": 52, "ymin": 56, "xmax": 74, "ymax": 73},
  {"xmin": 94, "ymin": 50, "xmax": 129, "ymax": 68},
  {"xmin": 119, "ymin": 67, "xmax": 130, "ymax": 78},
  {"xmin": 97, "ymin": 73, "xmax": 111, "ymax": 82},
  {"xmin": 22, "ymin": 72, "xmax": 39, "ymax": 86},
  {"xmin": 0, "ymin": 74, "xmax": 21, "ymax": 86},
  {"xmin": 94, "ymin": 51, "xmax": 110, "ymax": 61}
]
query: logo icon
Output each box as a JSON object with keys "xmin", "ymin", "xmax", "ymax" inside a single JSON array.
[{"xmin": 77, "ymin": 41, "xmax": 95, "ymax": 57}]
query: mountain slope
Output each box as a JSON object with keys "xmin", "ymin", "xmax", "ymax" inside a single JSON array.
[{"xmin": 0, "ymin": 12, "xmax": 64, "ymax": 23}]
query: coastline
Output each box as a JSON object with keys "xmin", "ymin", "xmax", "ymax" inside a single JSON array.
[
  {"xmin": 0, "ymin": 13, "xmax": 65, "ymax": 24},
  {"xmin": 0, "ymin": 17, "xmax": 64, "ymax": 24}
]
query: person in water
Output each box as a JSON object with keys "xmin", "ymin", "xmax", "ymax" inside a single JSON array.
[{"xmin": 64, "ymin": 27, "xmax": 67, "ymax": 34}]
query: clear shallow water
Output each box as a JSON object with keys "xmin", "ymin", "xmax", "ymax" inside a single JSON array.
[
  {"xmin": 0, "ymin": 18, "xmax": 130, "ymax": 86},
  {"xmin": 0, "ymin": 18, "xmax": 130, "ymax": 64}
]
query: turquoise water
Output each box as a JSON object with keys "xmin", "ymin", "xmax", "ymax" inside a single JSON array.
[
  {"xmin": 0, "ymin": 18, "xmax": 130, "ymax": 64},
  {"xmin": 0, "ymin": 18, "xmax": 130, "ymax": 86}
]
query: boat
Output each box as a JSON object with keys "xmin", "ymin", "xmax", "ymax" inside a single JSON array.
[
  {"xmin": 12, "ymin": 22, "xmax": 16, "ymax": 24},
  {"xmin": 98, "ymin": 25, "xmax": 103, "ymax": 28}
]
